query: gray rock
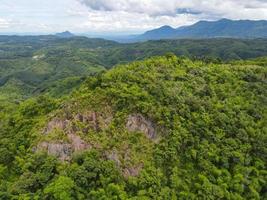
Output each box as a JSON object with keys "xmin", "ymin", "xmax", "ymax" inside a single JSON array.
[
  {"xmin": 37, "ymin": 134, "xmax": 91, "ymax": 161},
  {"xmin": 68, "ymin": 134, "xmax": 91, "ymax": 152},
  {"xmin": 44, "ymin": 118, "xmax": 70, "ymax": 134},
  {"xmin": 123, "ymin": 163, "xmax": 144, "ymax": 177},
  {"xmin": 126, "ymin": 114, "xmax": 156, "ymax": 139},
  {"xmin": 106, "ymin": 150, "xmax": 144, "ymax": 177},
  {"xmin": 38, "ymin": 142, "xmax": 72, "ymax": 161},
  {"xmin": 106, "ymin": 150, "xmax": 121, "ymax": 166}
]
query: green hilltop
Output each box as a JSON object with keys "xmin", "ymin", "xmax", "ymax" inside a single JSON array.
[{"xmin": 0, "ymin": 55, "xmax": 266, "ymax": 199}]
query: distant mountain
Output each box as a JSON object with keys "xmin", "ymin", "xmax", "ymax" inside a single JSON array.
[
  {"xmin": 55, "ymin": 31, "xmax": 75, "ymax": 38},
  {"xmin": 136, "ymin": 19, "xmax": 267, "ymax": 41},
  {"xmin": 140, "ymin": 25, "xmax": 177, "ymax": 40}
]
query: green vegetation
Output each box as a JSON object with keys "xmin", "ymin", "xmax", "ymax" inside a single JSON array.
[
  {"xmin": 1, "ymin": 36, "xmax": 267, "ymax": 102},
  {"xmin": 0, "ymin": 54, "xmax": 266, "ymax": 199}
]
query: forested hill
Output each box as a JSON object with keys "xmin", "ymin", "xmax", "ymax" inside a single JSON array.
[
  {"xmin": 1, "ymin": 35, "xmax": 267, "ymax": 102},
  {"xmin": 0, "ymin": 55, "xmax": 266, "ymax": 199}
]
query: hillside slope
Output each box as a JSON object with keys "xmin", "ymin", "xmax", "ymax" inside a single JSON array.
[
  {"xmin": 1, "ymin": 36, "xmax": 267, "ymax": 102},
  {"xmin": 0, "ymin": 55, "xmax": 266, "ymax": 199}
]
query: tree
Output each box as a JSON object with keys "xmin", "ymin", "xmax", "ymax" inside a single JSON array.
[{"xmin": 44, "ymin": 176, "xmax": 76, "ymax": 200}]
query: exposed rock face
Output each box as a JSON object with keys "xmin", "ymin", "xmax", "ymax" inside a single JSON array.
[
  {"xmin": 67, "ymin": 134, "xmax": 91, "ymax": 152},
  {"xmin": 44, "ymin": 111, "xmax": 112, "ymax": 135},
  {"xmin": 39, "ymin": 111, "xmax": 154, "ymax": 177},
  {"xmin": 38, "ymin": 142, "xmax": 72, "ymax": 161},
  {"xmin": 38, "ymin": 134, "xmax": 91, "ymax": 161},
  {"xmin": 123, "ymin": 163, "xmax": 144, "ymax": 177},
  {"xmin": 126, "ymin": 114, "xmax": 156, "ymax": 139},
  {"xmin": 44, "ymin": 118, "xmax": 70, "ymax": 134},
  {"xmin": 106, "ymin": 150, "xmax": 144, "ymax": 177},
  {"xmin": 106, "ymin": 151, "xmax": 121, "ymax": 167},
  {"xmin": 74, "ymin": 112, "xmax": 100, "ymax": 132},
  {"xmin": 39, "ymin": 110, "xmax": 110, "ymax": 160}
]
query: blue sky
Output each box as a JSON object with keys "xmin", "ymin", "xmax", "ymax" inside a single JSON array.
[{"xmin": 1, "ymin": 0, "xmax": 267, "ymax": 34}]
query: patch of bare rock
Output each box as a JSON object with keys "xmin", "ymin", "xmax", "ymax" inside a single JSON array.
[
  {"xmin": 37, "ymin": 112, "xmax": 155, "ymax": 177},
  {"xmin": 37, "ymin": 134, "xmax": 92, "ymax": 161},
  {"xmin": 38, "ymin": 111, "xmax": 112, "ymax": 161},
  {"xmin": 105, "ymin": 150, "xmax": 144, "ymax": 177},
  {"xmin": 38, "ymin": 142, "xmax": 72, "ymax": 161},
  {"xmin": 126, "ymin": 114, "xmax": 156, "ymax": 139}
]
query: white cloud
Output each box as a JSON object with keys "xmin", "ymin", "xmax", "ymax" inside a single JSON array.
[
  {"xmin": 77, "ymin": 10, "xmax": 199, "ymax": 32},
  {"xmin": 0, "ymin": 18, "xmax": 10, "ymax": 29},
  {"xmin": 78, "ymin": 0, "xmax": 267, "ymax": 19},
  {"xmin": 1, "ymin": 0, "xmax": 267, "ymax": 33},
  {"xmin": 79, "ymin": 0, "xmax": 196, "ymax": 16},
  {"xmin": 75, "ymin": 0, "xmax": 267, "ymax": 32}
]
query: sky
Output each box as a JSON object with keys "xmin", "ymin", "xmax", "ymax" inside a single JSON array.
[{"xmin": 1, "ymin": 0, "xmax": 267, "ymax": 34}]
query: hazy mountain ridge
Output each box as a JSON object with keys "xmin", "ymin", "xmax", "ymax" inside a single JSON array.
[
  {"xmin": 55, "ymin": 31, "xmax": 75, "ymax": 38},
  {"xmin": 136, "ymin": 19, "xmax": 267, "ymax": 41},
  {"xmin": 3, "ymin": 19, "xmax": 267, "ymax": 43}
]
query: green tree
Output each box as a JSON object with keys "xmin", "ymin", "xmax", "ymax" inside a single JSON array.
[{"xmin": 44, "ymin": 176, "xmax": 76, "ymax": 200}]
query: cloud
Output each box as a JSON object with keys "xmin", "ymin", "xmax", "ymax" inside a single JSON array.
[
  {"xmin": 1, "ymin": 0, "xmax": 267, "ymax": 33},
  {"xmin": 75, "ymin": 0, "xmax": 267, "ymax": 33},
  {"xmin": 77, "ymin": 10, "xmax": 199, "ymax": 32},
  {"xmin": 0, "ymin": 18, "xmax": 10, "ymax": 29},
  {"xmin": 79, "ymin": 0, "xmax": 267, "ymax": 19},
  {"xmin": 176, "ymin": 8, "xmax": 202, "ymax": 15},
  {"xmin": 79, "ymin": 0, "xmax": 193, "ymax": 16}
]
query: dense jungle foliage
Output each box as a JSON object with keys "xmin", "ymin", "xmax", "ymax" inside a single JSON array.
[
  {"xmin": 0, "ymin": 54, "xmax": 266, "ymax": 199},
  {"xmin": 1, "ymin": 35, "xmax": 267, "ymax": 102}
]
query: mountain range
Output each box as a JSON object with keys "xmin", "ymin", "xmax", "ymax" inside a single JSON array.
[
  {"xmin": 129, "ymin": 19, "xmax": 267, "ymax": 42},
  {"xmin": 3, "ymin": 19, "xmax": 267, "ymax": 43}
]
